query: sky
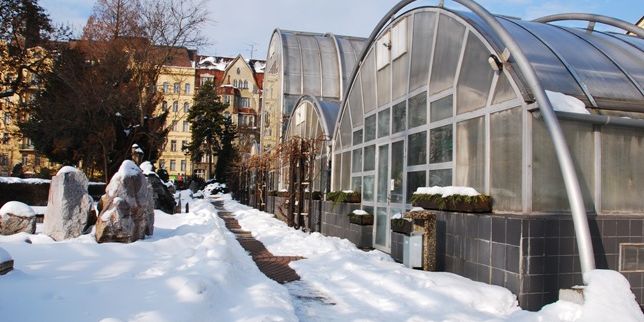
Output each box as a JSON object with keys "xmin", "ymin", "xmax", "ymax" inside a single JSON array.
[{"xmin": 41, "ymin": 0, "xmax": 643, "ymax": 60}]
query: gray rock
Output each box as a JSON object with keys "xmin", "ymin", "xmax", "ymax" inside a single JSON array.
[
  {"xmin": 96, "ymin": 160, "xmax": 154, "ymax": 243},
  {"xmin": 145, "ymin": 174, "xmax": 176, "ymax": 214},
  {"xmin": 0, "ymin": 201, "xmax": 36, "ymax": 235},
  {"xmin": 43, "ymin": 167, "xmax": 94, "ymax": 241}
]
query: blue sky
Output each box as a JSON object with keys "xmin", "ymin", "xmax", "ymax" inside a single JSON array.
[{"xmin": 41, "ymin": 0, "xmax": 643, "ymax": 59}]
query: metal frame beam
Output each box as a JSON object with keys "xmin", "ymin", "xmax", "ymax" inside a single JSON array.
[{"xmin": 533, "ymin": 13, "xmax": 644, "ymax": 38}]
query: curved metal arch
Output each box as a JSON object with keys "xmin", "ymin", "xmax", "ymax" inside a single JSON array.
[
  {"xmin": 533, "ymin": 13, "xmax": 644, "ymax": 38},
  {"xmin": 286, "ymin": 95, "xmax": 339, "ymax": 141},
  {"xmin": 337, "ymin": 0, "xmax": 595, "ymax": 277}
]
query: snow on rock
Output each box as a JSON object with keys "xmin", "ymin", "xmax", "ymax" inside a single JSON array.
[
  {"xmin": 0, "ymin": 199, "xmax": 297, "ymax": 321},
  {"xmin": 0, "ymin": 246, "xmax": 11, "ymax": 262},
  {"xmin": 44, "ymin": 168, "xmax": 93, "ymax": 241},
  {"xmin": 96, "ymin": 160, "xmax": 154, "ymax": 243},
  {"xmin": 139, "ymin": 161, "xmax": 155, "ymax": 176},
  {"xmin": 56, "ymin": 166, "xmax": 79, "ymax": 176},
  {"xmin": 0, "ymin": 201, "xmax": 36, "ymax": 235},
  {"xmin": 415, "ymin": 186, "xmax": 481, "ymax": 197},
  {"xmin": 546, "ymin": 90, "xmax": 590, "ymax": 115}
]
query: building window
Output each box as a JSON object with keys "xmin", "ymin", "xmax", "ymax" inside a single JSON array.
[
  {"xmin": 224, "ymin": 96, "xmax": 230, "ymax": 104},
  {"xmin": 236, "ymin": 67, "xmax": 241, "ymax": 75},
  {"xmin": 172, "ymin": 121, "xmax": 178, "ymax": 131},
  {"xmin": 233, "ymin": 80, "xmax": 238, "ymax": 87},
  {"xmin": 170, "ymin": 160, "xmax": 176, "ymax": 171},
  {"xmin": 201, "ymin": 76, "xmax": 213, "ymax": 86},
  {"xmin": 183, "ymin": 121, "xmax": 189, "ymax": 132},
  {"xmin": 180, "ymin": 160, "xmax": 186, "ymax": 172},
  {"xmin": 162, "ymin": 82, "xmax": 169, "ymax": 93},
  {"xmin": 184, "ymin": 83, "xmax": 191, "ymax": 94},
  {"xmin": 162, "ymin": 101, "xmax": 168, "ymax": 111},
  {"xmin": 159, "ymin": 159, "xmax": 165, "ymax": 169},
  {"xmin": 3, "ymin": 112, "xmax": 10, "ymax": 125},
  {"xmin": 173, "ymin": 82, "xmax": 180, "ymax": 94},
  {"xmin": 183, "ymin": 102, "xmax": 190, "ymax": 113},
  {"xmin": 22, "ymin": 154, "xmax": 28, "ymax": 165},
  {"xmin": 391, "ymin": 18, "xmax": 408, "ymax": 59},
  {"xmin": 181, "ymin": 140, "xmax": 188, "ymax": 150},
  {"xmin": 243, "ymin": 80, "xmax": 248, "ymax": 89},
  {"xmin": 172, "ymin": 101, "xmax": 178, "ymax": 112},
  {"xmin": 171, "ymin": 140, "xmax": 177, "ymax": 152}
]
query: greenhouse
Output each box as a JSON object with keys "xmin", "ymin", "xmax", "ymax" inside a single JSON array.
[
  {"xmin": 326, "ymin": 0, "xmax": 644, "ymax": 310},
  {"xmin": 260, "ymin": 29, "xmax": 366, "ymax": 155}
]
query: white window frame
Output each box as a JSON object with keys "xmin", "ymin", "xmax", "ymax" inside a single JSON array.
[{"xmin": 376, "ymin": 31, "xmax": 391, "ymax": 70}]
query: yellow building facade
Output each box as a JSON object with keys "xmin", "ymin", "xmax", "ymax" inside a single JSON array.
[{"xmin": 155, "ymin": 59, "xmax": 196, "ymax": 181}]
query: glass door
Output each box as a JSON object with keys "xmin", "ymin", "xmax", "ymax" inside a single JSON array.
[{"xmin": 374, "ymin": 144, "xmax": 389, "ymax": 251}]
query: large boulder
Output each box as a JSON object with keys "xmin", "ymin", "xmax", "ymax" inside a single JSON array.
[
  {"xmin": 140, "ymin": 161, "xmax": 176, "ymax": 214},
  {"xmin": 96, "ymin": 160, "xmax": 154, "ymax": 243},
  {"xmin": 43, "ymin": 166, "xmax": 94, "ymax": 241},
  {"xmin": 0, "ymin": 201, "xmax": 36, "ymax": 235}
]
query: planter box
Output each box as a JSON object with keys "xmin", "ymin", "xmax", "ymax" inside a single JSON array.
[
  {"xmin": 391, "ymin": 218, "xmax": 413, "ymax": 235},
  {"xmin": 411, "ymin": 195, "xmax": 492, "ymax": 213},
  {"xmin": 326, "ymin": 191, "xmax": 361, "ymax": 204},
  {"xmin": 348, "ymin": 214, "xmax": 374, "ymax": 225}
]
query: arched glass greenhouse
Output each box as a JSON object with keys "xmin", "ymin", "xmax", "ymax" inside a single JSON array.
[{"xmin": 325, "ymin": 2, "xmax": 643, "ymax": 310}]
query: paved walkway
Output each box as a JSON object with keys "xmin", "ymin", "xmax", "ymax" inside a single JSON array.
[{"xmin": 216, "ymin": 208, "xmax": 303, "ymax": 284}]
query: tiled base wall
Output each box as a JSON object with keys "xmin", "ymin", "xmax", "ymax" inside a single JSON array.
[
  {"xmin": 320, "ymin": 202, "xmax": 372, "ymax": 249},
  {"xmin": 435, "ymin": 211, "xmax": 644, "ymax": 311}
]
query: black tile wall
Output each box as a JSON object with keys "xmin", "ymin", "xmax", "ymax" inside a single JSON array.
[{"xmin": 433, "ymin": 212, "xmax": 644, "ymax": 311}]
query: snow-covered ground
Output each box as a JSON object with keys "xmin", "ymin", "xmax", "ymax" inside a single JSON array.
[
  {"xmin": 224, "ymin": 198, "xmax": 644, "ymax": 322},
  {"xmin": 0, "ymin": 199, "xmax": 296, "ymax": 322},
  {"xmin": 1, "ymin": 191, "xmax": 642, "ymax": 322}
]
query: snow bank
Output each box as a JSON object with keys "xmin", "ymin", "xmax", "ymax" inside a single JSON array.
[
  {"xmin": 0, "ymin": 247, "xmax": 11, "ymax": 262},
  {"xmin": 579, "ymin": 270, "xmax": 642, "ymax": 321},
  {"xmin": 0, "ymin": 201, "xmax": 36, "ymax": 218},
  {"xmin": 56, "ymin": 166, "xmax": 79, "ymax": 176},
  {"xmin": 415, "ymin": 186, "xmax": 480, "ymax": 197},
  {"xmin": 0, "ymin": 177, "xmax": 51, "ymax": 184},
  {"xmin": 0, "ymin": 198, "xmax": 297, "ymax": 321},
  {"xmin": 546, "ymin": 90, "xmax": 590, "ymax": 114}
]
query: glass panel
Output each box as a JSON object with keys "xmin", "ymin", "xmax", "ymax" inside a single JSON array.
[
  {"xmin": 340, "ymin": 108, "xmax": 352, "ymax": 148},
  {"xmin": 341, "ymin": 151, "xmax": 351, "ymax": 190},
  {"xmin": 406, "ymin": 170, "xmax": 426, "ymax": 201},
  {"xmin": 409, "ymin": 12, "xmax": 437, "ymax": 91},
  {"xmin": 363, "ymin": 175, "xmax": 375, "ymax": 202},
  {"xmin": 430, "ymin": 95, "xmax": 453, "ymax": 122},
  {"xmin": 349, "ymin": 76, "xmax": 364, "ymax": 127},
  {"xmin": 364, "ymin": 114, "xmax": 376, "ymax": 142},
  {"xmin": 282, "ymin": 34, "xmax": 302, "ymax": 94},
  {"xmin": 490, "ymin": 107, "xmax": 522, "ymax": 212},
  {"xmin": 429, "ymin": 169, "xmax": 452, "ymax": 186},
  {"xmin": 353, "ymin": 129, "xmax": 363, "ymax": 146},
  {"xmin": 377, "ymin": 108, "xmax": 390, "ymax": 138},
  {"xmin": 377, "ymin": 65, "xmax": 391, "ymax": 107},
  {"xmin": 362, "ymin": 49, "xmax": 378, "ymax": 114},
  {"xmin": 317, "ymin": 35, "xmax": 341, "ymax": 98},
  {"xmin": 375, "ymin": 207, "xmax": 388, "ymax": 247},
  {"xmin": 455, "ymin": 117, "xmax": 485, "ymax": 192},
  {"xmin": 429, "ymin": 14, "xmax": 466, "ymax": 95},
  {"xmin": 456, "ymin": 33, "xmax": 494, "ymax": 114},
  {"xmin": 602, "ymin": 127, "xmax": 644, "ymax": 212},
  {"xmin": 392, "ymin": 53, "xmax": 409, "ymax": 100},
  {"xmin": 364, "ymin": 145, "xmax": 375, "ymax": 171},
  {"xmin": 408, "ymin": 92, "xmax": 427, "ymax": 129},
  {"xmin": 377, "ymin": 145, "xmax": 389, "ymax": 203},
  {"xmin": 332, "ymin": 153, "xmax": 341, "ymax": 191},
  {"xmin": 391, "ymin": 141, "xmax": 404, "ymax": 203},
  {"xmin": 352, "ymin": 177, "xmax": 362, "ymax": 194},
  {"xmin": 430, "ymin": 125, "xmax": 453, "ymax": 163},
  {"xmin": 533, "ymin": 118, "xmax": 594, "ymax": 212},
  {"xmin": 492, "ymin": 72, "xmax": 516, "ymax": 105},
  {"xmin": 407, "ymin": 131, "xmax": 427, "ymax": 166},
  {"xmin": 352, "ymin": 148, "xmax": 362, "ymax": 173},
  {"xmin": 299, "ymin": 35, "xmax": 322, "ymax": 96},
  {"xmin": 392, "ymin": 101, "xmax": 406, "ymax": 134}
]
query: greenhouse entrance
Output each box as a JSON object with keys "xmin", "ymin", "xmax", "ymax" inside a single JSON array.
[{"xmin": 373, "ymin": 140, "xmax": 406, "ymax": 252}]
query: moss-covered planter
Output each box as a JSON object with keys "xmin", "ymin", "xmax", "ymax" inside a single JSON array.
[
  {"xmin": 411, "ymin": 193, "xmax": 492, "ymax": 213},
  {"xmin": 326, "ymin": 191, "xmax": 361, "ymax": 204},
  {"xmin": 391, "ymin": 218, "xmax": 413, "ymax": 235},
  {"xmin": 268, "ymin": 190, "xmax": 277, "ymax": 197},
  {"xmin": 348, "ymin": 213, "xmax": 374, "ymax": 225},
  {"xmin": 305, "ymin": 191, "xmax": 322, "ymax": 200}
]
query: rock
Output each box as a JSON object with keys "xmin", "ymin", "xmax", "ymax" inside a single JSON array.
[
  {"xmin": 0, "ymin": 201, "xmax": 36, "ymax": 235},
  {"xmin": 0, "ymin": 247, "xmax": 13, "ymax": 275},
  {"xmin": 145, "ymin": 173, "xmax": 176, "ymax": 214},
  {"xmin": 43, "ymin": 167, "xmax": 94, "ymax": 241},
  {"xmin": 96, "ymin": 160, "xmax": 154, "ymax": 243}
]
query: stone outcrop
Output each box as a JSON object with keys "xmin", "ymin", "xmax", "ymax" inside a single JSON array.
[
  {"xmin": 43, "ymin": 167, "xmax": 94, "ymax": 241},
  {"xmin": 0, "ymin": 201, "xmax": 36, "ymax": 235},
  {"xmin": 145, "ymin": 174, "xmax": 176, "ymax": 214},
  {"xmin": 96, "ymin": 160, "xmax": 154, "ymax": 243}
]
